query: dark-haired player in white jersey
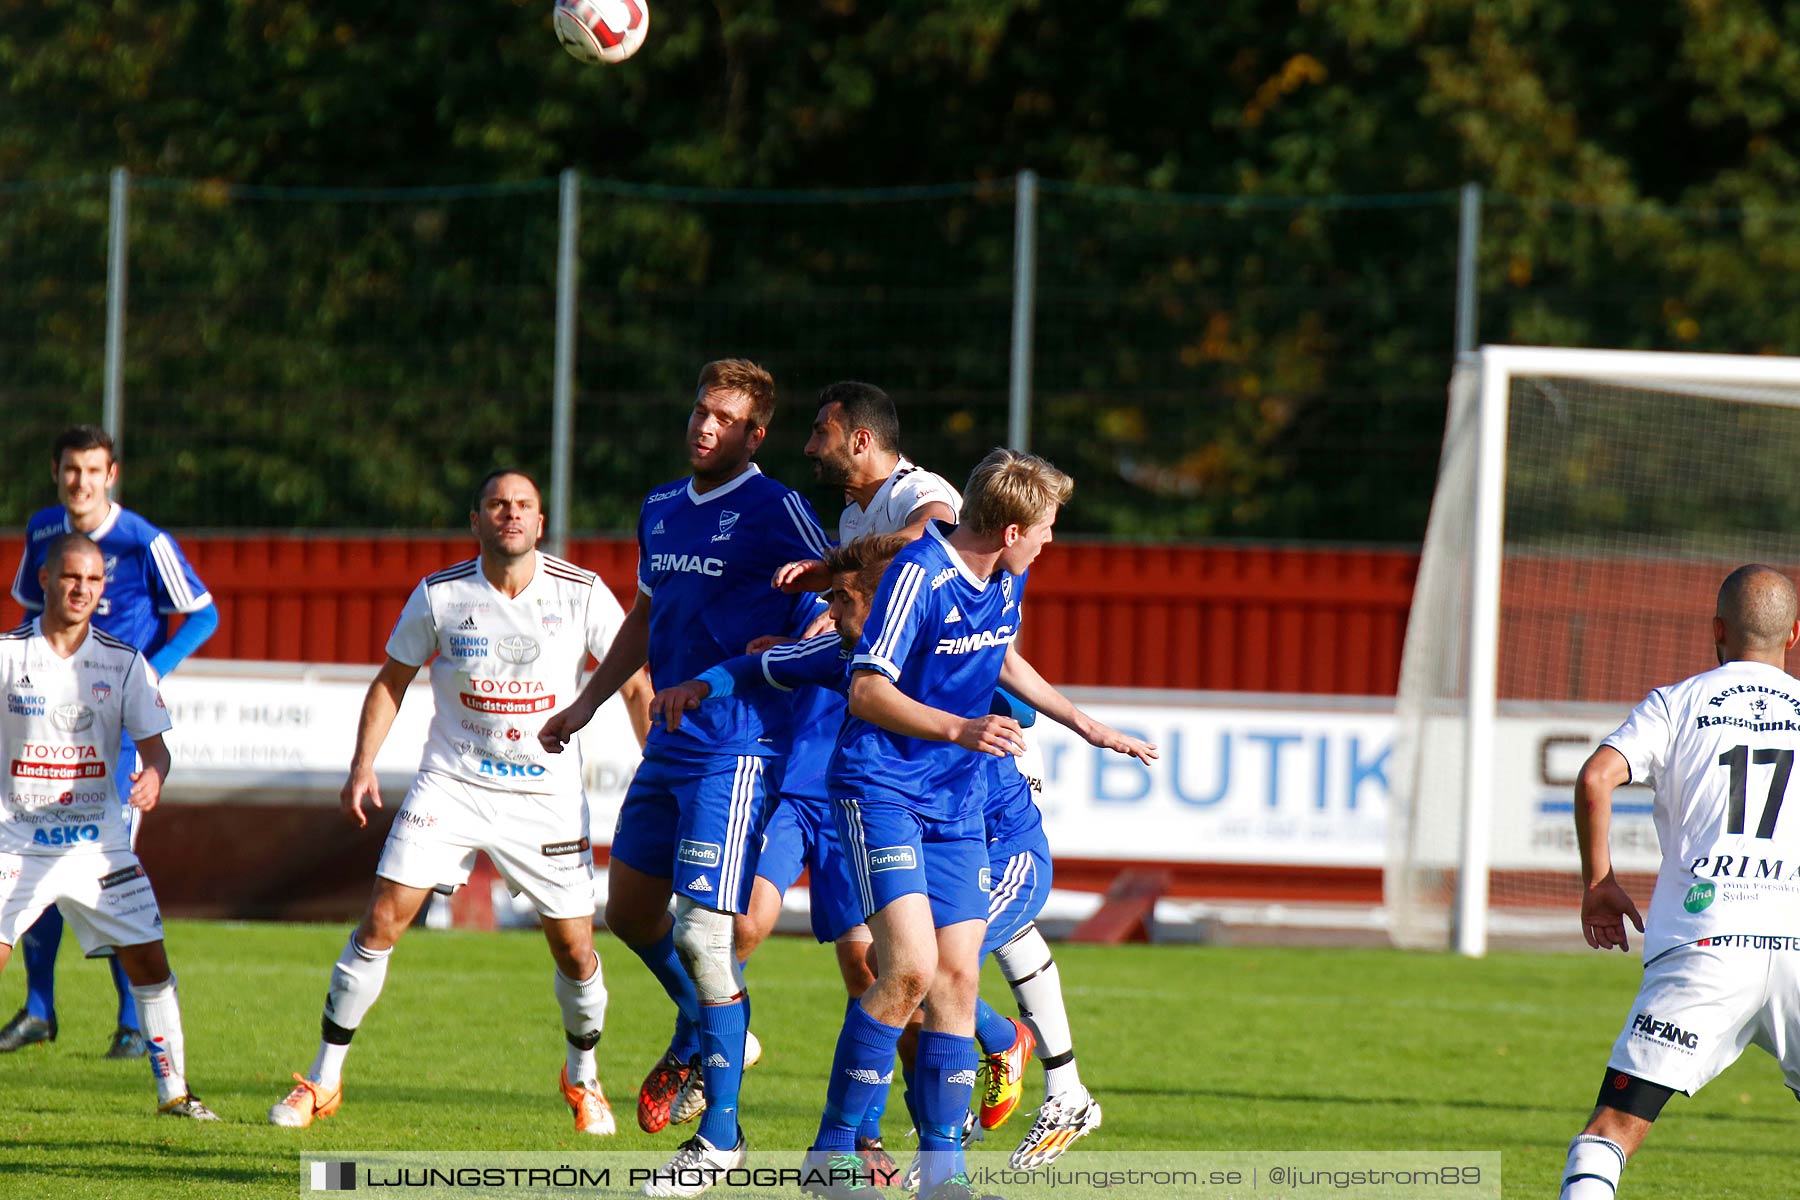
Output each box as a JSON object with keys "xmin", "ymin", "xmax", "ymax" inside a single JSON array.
[
  {"xmin": 541, "ymin": 360, "xmax": 832, "ymax": 1197},
  {"xmin": 267, "ymin": 469, "xmax": 635, "ymax": 1137},
  {"xmin": 0, "ymin": 533, "xmax": 216, "ymax": 1118},
  {"xmin": 1559, "ymin": 564, "xmax": 1800, "ymax": 1200}
]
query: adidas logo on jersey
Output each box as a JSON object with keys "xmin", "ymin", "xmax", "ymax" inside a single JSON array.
[
  {"xmin": 457, "ymin": 615, "xmax": 478, "ymax": 631},
  {"xmin": 706, "ymin": 1053, "xmax": 731, "ymax": 1069},
  {"xmin": 652, "ymin": 519, "xmax": 665, "ymax": 536},
  {"xmin": 17, "ymin": 675, "xmax": 30, "ymax": 688},
  {"xmin": 944, "ymin": 606, "xmax": 962, "ymax": 624},
  {"xmin": 844, "ymin": 1067, "xmax": 893, "ymax": 1086},
  {"xmin": 686, "ymin": 875, "xmax": 714, "ymax": 893}
]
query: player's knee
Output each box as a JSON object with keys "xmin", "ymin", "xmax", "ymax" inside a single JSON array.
[
  {"xmin": 603, "ymin": 893, "xmax": 664, "ymax": 946},
  {"xmin": 835, "ymin": 941, "xmax": 876, "ymax": 995},
  {"xmin": 733, "ymin": 911, "xmax": 769, "ymax": 960},
  {"xmin": 114, "ymin": 940, "xmax": 171, "ymax": 987},
  {"xmin": 672, "ymin": 899, "xmax": 743, "ymax": 1005}
]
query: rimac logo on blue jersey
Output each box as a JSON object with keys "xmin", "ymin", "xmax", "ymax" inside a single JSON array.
[{"xmin": 934, "ymin": 626, "xmax": 1015, "ymax": 655}]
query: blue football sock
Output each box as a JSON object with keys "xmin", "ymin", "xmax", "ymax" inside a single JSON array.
[
  {"xmin": 629, "ymin": 929, "xmax": 702, "ymax": 1057},
  {"xmin": 850, "ymin": 997, "xmax": 891, "ymax": 1141},
  {"xmin": 108, "ymin": 955, "xmax": 140, "ymax": 1029},
  {"xmin": 696, "ymin": 997, "xmax": 748, "ymax": 1150},
  {"xmin": 974, "ymin": 998, "xmax": 1015, "ymax": 1055},
  {"xmin": 916, "ymin": 1030, "xmax": 978, "ymax": 1195},
  {"xmin": 815, "ymin": 1001, "xmax": 905, "ymax": 1153},
  {"xmin": 20, "ymin": 906, "xmax": 62, "ymax": 1023}
]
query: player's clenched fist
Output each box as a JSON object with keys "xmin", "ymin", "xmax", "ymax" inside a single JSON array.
[{"xmin": 537, "ymin": 699, "xmax": 594, "ymax": 754}]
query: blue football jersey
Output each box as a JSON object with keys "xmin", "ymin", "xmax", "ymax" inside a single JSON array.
[
  {"xmin": 12, "ymin": 504, "xmax": 213, "ymax": 657},
  {"xmin": 757, "ymin": 634, "xmax": 851, "ymax": 805},
  {"xmin": 829, "ymin": 521, "xmax": 1026, "ymax": 820},
  {"xmin": 636, "ymin": 465, "xmax": 830, "ymax": 760}
]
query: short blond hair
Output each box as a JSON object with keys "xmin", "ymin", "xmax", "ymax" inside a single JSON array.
[
  {"xmin": 959, "ymin": 448, "xmax": 1073, "ymax": 536},
  {"xmin": 696, "ymin": 359, "xmax": 777, "ymax": 429}
]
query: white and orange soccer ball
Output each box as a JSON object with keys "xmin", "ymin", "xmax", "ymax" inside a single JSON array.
[{"xmin": 553, "ymin": 0, "xmax": 649, "ymax": 65}]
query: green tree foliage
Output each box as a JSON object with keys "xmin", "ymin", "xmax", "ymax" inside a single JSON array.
[{"xmin": 4, "ymin": 1, "xmax": 1800, "ymax": 535}]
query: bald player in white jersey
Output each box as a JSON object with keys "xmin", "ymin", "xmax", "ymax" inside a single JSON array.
[
  {"xmin": 267, "ymin": 468, "xmax": 641, "ymax": 1137},
  {"xmin": 1560, "ymin": 564, "xmax": 1800, "ymax": 1200}
]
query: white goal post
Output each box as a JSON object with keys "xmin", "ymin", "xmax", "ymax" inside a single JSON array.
[{"xmin": 1389, "ymin": 346, "xmax": 1800, "ymax": 956}]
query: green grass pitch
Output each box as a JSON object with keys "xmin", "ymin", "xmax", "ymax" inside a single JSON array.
[{"xmin": 1, "ymin": 921, "xmax": 1795, "ymax": 1197}]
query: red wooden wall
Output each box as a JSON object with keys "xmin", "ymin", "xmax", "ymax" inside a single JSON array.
[{"xmin": 0, "ymin": 533, "xmax": 1420, "ymax": 694}]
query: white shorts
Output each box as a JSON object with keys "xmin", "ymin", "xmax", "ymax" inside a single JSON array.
[
  {"xmin": 1608, "ymin": 936, "xmax": 1800, "ymax": 1095},
  {"xmin": 0, "ymin": 850, "xmax": 163, "ymax": 956},
  {"xmin": 376, "ymin": 771, "xmax": 595, "ymax": 921}
]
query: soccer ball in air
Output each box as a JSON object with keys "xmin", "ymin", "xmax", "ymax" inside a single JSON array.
[{"xmin": 554, "ymin": 0, "xmax": 649, "ymax": 65}]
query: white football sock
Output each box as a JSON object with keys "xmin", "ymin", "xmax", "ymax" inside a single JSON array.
[
  {"xmin": 130, "ymin": 974, "xmax": 188, "ymax": 1106},
  {"xmin": 555, "ymin": 952, "xmax": 608, "ymax": 1087},
  {"xmin": 1560, "ymin": 1134, "xmax": 1626, "ymax": 1199},
  {"xmin": 314, "ymin": 934, "xmax": 391, "ymax": 1087},
  {"xmin": 994, "ymin": 926, "xmax": 1081, "ymax": 1096}
]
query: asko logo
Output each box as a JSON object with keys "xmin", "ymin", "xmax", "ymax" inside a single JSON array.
[{"xmin": 33, "ymin": 824, "xmax": 100, "ymax": 847}]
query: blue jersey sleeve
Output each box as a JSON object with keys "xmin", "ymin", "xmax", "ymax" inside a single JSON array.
[
  {"xmin": 760, "ymin": 634, "xmax": 849, "ymax": 693},
  {"xmin": 10, "ymin": 512, "xmax": 57, "ymax": 611},
  {"xmin": 774, "ymin": 491, "xmax": 832, "ymax": 564},
  {"xmin": 144, "ymin": 530, "xmax": 212, "ymax": 615},
  {"xmin": 851, "ymin": 556, "xmax": 935, "ymax": 683}
]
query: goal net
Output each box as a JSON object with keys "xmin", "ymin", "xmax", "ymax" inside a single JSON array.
[{"xmin": 1389, "ymin": 347, "xmax": 1800, "ymax": 953}]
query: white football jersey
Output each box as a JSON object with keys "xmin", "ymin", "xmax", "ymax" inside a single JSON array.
[
  {"xmin": 1603, "ymin": 659, "xmax": 1800, "ymax": 960},
  {"xmin": 386, "ymin": 552, "xmax": 624, "ymax": 797},
  {"xmin": 0, "ymin": 619, "xmax": 171, "ymax": 856},
  {"xmin": 838, "ymin": 457, "xmax": 962, "ymax": 542}
]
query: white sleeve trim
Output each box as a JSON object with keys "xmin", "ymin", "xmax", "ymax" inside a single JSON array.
[
  {"xmin": 783, "ymin": 493, "xmax": 832, "ymax": 559},
  {"xmin": 851, "ymin": 653, "xmax": 900, "ymax": 683},
  {"xmin": 149, "ymin": 533, "xmax": 208, "ymax": 612},
  {"xmin": 759, "ymin": 655, "xmax": 795, "ymax": 692}
]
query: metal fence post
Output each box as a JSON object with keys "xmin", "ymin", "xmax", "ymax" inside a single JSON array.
[
  {"xmin": 1454, "ymin": 182, "xmax": 1482, "ymax": 358},
  {"xmin": 1008, "ymin": 169, "xmax": 1038, "ymax": 451},
  {"xmin": 104, "ymin": 166, "xmax": 130, "ymax": 473},
  {"xmin": 549, "ymin": 168, "xmax": 580, "ymax": 557}
]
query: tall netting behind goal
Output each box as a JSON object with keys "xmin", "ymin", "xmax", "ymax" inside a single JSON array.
[{"xmin": 1389, "ymin": 348, "xmax": 1800, "ymax": 953}]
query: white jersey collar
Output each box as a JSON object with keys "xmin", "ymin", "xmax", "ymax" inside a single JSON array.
[
  {"xmin": 29, "ymin": 616, "xmax": 94, "ymax": 659},
  {"xmin": 687, "ymin": 462, "xmax": 761, "ymax": 506},
  {"xmin": 926, "ymin": 518, "xmax": 989, "ymax": 591},
  {"xmin": 475, "ymin": 550, "xmax": 542, "ymax": 601},
  {"xmin": 63, "ymin": 502, "xmax": 122, "ymax": 541}
]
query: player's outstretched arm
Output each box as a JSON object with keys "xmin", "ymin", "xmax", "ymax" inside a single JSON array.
[
  {"xmin": 127, "ymin": 734, "xmax": 172, "ymax": 813},
  {"xmin": 1575, "ymin": 745, "xmax": 1643, "ymax": 951},
  {"xmin": 848, "ymin": 670, "xmax": 1025, "ymax": 757},
  {"xmin": 341, "ymin": 657, "xmax": 421, "ymax": 829},
  {"xmin": 998, "ymin": 647, "xmax": 1158, "ymax": 763},
  {"xmin": 541, "ymin": 589, "xmax": 651, "ymax": 753}
]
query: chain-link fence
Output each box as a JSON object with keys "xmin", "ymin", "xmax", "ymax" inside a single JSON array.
[{"xmin": 10, "ymin": 174, "xmax": 1788, "ymax": 541}]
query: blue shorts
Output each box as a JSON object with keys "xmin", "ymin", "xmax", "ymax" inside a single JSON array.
[
  {"xmin": 756, "ymin": 795, "xmax": 865, "ymax": 943},
  {"xmin": 610, "ymin": 751, "xmax": 770, "ymax": 914},
  {"xmin": 982, "ymin": 832, "xmax": 1052, "ymax": 957},
  {"xmin": 833, "ymin": 795, "xmax": 988, "ymax": 929}
]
